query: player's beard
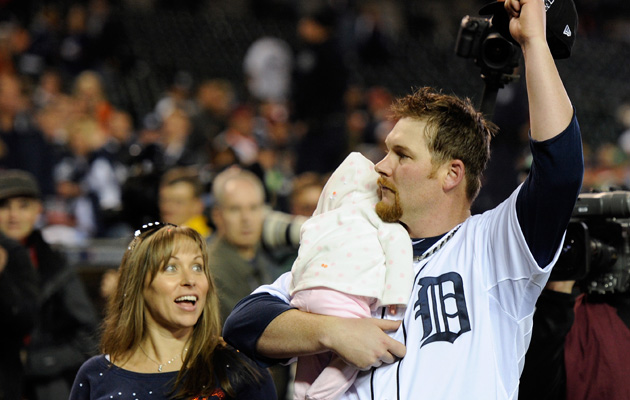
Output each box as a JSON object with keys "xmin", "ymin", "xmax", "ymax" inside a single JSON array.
[{"xmin": 376, "ymin": 177, "xmax": 403, "ymax": 223}]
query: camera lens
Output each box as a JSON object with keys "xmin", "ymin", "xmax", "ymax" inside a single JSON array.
[
  {"xmin": 590, "ymin": 238, "xmax": 618, "ymax": 270},
  {"xmin": 482, "ymin": 33, "xmax": 515, "ymax": 69}
]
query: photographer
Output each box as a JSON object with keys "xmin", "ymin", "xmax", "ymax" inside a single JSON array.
[
  {"xmin": 519, "ymin": 194, "xmax": 630, "ymax": 399},
  {"xmin": 520, "ymin": 281, "xmax": 630, "ymax": 400}
]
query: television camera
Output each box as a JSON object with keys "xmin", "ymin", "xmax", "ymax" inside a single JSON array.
[{"xmin": 552, "ymin": 191, "xmax": 630, "ymax": 294}]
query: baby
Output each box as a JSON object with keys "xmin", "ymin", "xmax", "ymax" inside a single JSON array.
[{"xmin": 289, "ymin": 152, "xmax": 413, "ymax": 400}]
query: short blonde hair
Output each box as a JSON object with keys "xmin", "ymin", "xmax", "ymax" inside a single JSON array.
[{"xmin": 390, "ymin": 87, "xmax": 497, "ymax": 202}]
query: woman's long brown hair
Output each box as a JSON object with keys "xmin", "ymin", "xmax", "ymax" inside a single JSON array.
[{"xmin": 100, "ymin": 225, "xmax": 260, "ymax": 398}]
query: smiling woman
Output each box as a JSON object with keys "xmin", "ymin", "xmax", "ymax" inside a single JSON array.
[{"xmin": 69, "ymin": 223, "xmax": 276, "ymax": 400}]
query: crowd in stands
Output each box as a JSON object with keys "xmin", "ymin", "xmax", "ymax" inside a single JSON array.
[
  {"xmin": 2, "ymin": 0, "xmax": 630, "ymax": 248},
  {"xmin": 0, "ymin": 0, "xmax": 422, "ymax": 247}
]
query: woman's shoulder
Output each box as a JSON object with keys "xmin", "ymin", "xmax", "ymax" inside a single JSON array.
[
  {"xmin": 77, "ymin": 354, "xmax": 110, "ymax": 375},
  {"xmin": 71, "ymin": 355, "xmax": 110, "ymax": 398}
]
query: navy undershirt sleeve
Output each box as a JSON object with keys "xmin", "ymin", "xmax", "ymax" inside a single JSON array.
[
  {"xmin": 516, "ymin": 113, "xmax": 584, "ymax": 267},
  {"xmin": 222, "ymin": 292, "xmax": 293, "ymax": 367}
]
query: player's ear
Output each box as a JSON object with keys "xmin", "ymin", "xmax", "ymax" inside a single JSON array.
[{"xmin": 443, "ymin": 159, "xmax": 465, "ymax": 192}]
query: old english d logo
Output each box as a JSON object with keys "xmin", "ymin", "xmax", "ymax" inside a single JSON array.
[{"xmin": 414, "ymin": 272, "xmax": 471, "ymax": 347}]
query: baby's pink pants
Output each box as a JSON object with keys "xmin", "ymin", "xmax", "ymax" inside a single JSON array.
[{"xmin": 290, "ymin": 288, "xmax": 374, "ymax": 400}]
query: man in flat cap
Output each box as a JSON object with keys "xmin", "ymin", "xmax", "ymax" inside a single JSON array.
[{"xmin": 0, "ymin": 170, "xmax": 100, "ymax": 400}]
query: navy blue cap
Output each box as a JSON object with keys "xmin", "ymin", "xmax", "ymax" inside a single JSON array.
[{"xmin": 479, "ymin": 0, "xmax": 578, "ymax": 59}]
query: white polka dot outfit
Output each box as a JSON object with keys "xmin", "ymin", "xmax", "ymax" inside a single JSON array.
[{"xmin": 289, "ymin": 152, "xmax": 413, "ymax": 307}]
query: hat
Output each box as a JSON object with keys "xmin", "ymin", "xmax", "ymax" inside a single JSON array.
[
  {"xmin": 479, "ymin": 0, "xmax": 578, "ymax": 59},
  {"xmin": 0, "ymin": 170, "xmax": 41, "ymax": 201}
]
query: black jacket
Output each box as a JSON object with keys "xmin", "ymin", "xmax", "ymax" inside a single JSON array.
[
  {"xmin": 0, "ymin": 233, "xmax": 39, "ymax": 400},
  {"xmin": 519, "ymin": 289, "xmax": 576, "ymax": 400},
  {"xmin": 22, "ymin": 230, "xmax": 100, "ymax": 400}
]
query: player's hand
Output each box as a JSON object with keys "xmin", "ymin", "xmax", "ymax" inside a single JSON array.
[
  {"xmin": 504, "ymin": 0, "xmax": 547, "ymax": 48},
  {"xmin": 323, "ymin": 317, "xmax": 406, "ymax": 370}
]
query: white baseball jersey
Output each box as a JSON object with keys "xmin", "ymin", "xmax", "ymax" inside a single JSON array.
[{"xmin": 255, "ymin": 185, "xmax": 562, "ymax": 400}]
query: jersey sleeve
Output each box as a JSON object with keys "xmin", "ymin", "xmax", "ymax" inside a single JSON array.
[
  {"xmin": 516, "ymin": 112, "xmax": 584, "ymax": 267},
  {"xmin": 222, "ymin": 273, "xmax": 294, "ymax": 367}
]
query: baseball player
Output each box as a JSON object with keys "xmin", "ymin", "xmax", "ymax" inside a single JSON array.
[{"xmin": 223, "ymin": 0, "xmax": 584, "ymax": 399}]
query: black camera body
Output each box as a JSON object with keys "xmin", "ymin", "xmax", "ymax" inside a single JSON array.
[
  {"xmin": 552, "ymin": 191, "xmax": 630, "ymax": 294},
  {"xmin": 455, "ymin": 15, "xmax": 521, "ymax": 83}
]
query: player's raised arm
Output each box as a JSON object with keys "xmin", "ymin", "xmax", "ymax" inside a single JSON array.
[
  {"xmin": 507, "ymin": 0, "xmax": 583, "ymax": 268},
  {"xmin": 505, "ymin": 0, "xmax": 573, "ymax": 140}
]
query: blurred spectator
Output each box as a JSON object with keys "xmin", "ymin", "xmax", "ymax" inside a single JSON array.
[
  {"xmin": 4, "ymin": 23, "xmax": 31, "ymax": 76},
  {"xmin": 50, "ymin": 115, "xmax": 123, "ymax": 241},
  {"xmin": 119, "ymin": 114, "xmax": 165, "ymax": 230},
  {"xmin": 212, "ymin": 104, "xmax": 260, "ymax": 167},
  {"xmin": 16, "ymin": 6, "xmax": 62, "ymax": 79},
  {"xmin": 31, "ymin": 69, "xmax": 65, "ymax": 110},
  {"xmin": 71, "ymin": 70, "xmax": 113, "ymax": 130},
  {"xmin": 258, "ymin": 172, "xmax": 321, "ymax": 273},
  {"xmin": 59, "ymin": 5, "xmax": 93, "ymax": 79},
  {"xmin": 85, "ymin": 0, "xmax": 130, "ymax": 71},
  {"xmin": 154, "ymin": 70, "xmax": 197, "ymax": 121},
  {"xmin": 253, "ymin": 101, "xmax": 296, "ymax": 210},
  {"xmin": 581, "ymin": 142, "xmax": 629, "ymax": 191},
  {"xmin": 346, "ymin": 106, "xmax": 369, "ymax": 153},
  {"xmin": 0, "ymin": 170, "xmax": 99, "ymax": 400},
  {"xmin": 345, "ymin": 86, "xmax": 394, "ymax": 161},
  {"xmin": 98, "ymin": 267, "xmax": 118, "ymax": 303},
  {"xmin": 188, "ymin": 78, "xmax": 234, "ymax": 156},
  {"xmin": 352, "ymin": 3, "xmax": 396, "ymax": 66},
  {"xmin": 363, "ymin": 86, "xmax": 393, "ymax": 143},
  {"xmin": 0, "ymin": 232, "xmax": 39, "ymax": 400},
  {"xmin": 0, "ymin": 21, "xmax": 18, "ymax": 76},
  {"xmin": 208, "ymin": 144, "xmax": 239, "ymax": 175},
  {"xmin": 207, "ymin": 166, "xmax": 288, "ymax": 398},
  {"xmin": 160, "ymin": 107, "xmax": 202, "ymax": 167},
  {"xmin": 0, "ymin": 72, "xmax": 56, "ymax": 196},
  {"xmin": 158, "ymin": 166, "xmax": 212, "ymax": 238},
  {"xmin": 34, "ymin": 100, "xmax": 71, "ymax": 164},
  {"xmin": 102, "ymin": 108, "xmax": 136, "ymax": 171},
  {"xmin": 292, "ymin": 5, "xmax": 349, "ymax": 175},
  {"xmin": 207, "ymin": 166, "xmax": 275, "ymax": 322},
  {"xmin": 617, "ymin": 101, "xmax": 630, "ymax": 145},
  {"xmin": 356, "ymin": 118, "xmax": 393, "ymax": 165},
  {"xmin": 288, "ymin": 172, "xmax": 324, "ymax": 217},
  {"xmin": 243, "ymin": 36, "xmax": 293, "ymax": 104}
]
